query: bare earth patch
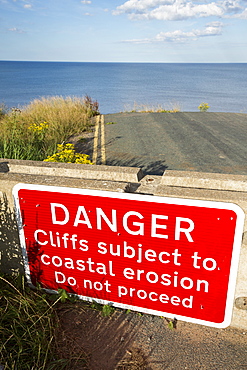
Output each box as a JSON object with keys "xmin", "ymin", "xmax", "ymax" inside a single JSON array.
[
  {"xmin": 54, "ymin": 303, "xmax": 145, "ymax": 369},
  {"xmin": 54, "ymin": 302, "xmax": 247, "ymax": 370}
]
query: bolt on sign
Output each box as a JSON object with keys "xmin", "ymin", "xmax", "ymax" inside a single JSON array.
[{"xmin": 13, "ymin": 184, "xmax": 245, "ymax": 328}]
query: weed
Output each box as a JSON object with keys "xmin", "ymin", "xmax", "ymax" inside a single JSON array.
[
  {"xmin": 90, "ymin": 300, "xmax": 103, "ymax": 311},
  {"xmin": 102, "ymin": 304, "xmax": 115, "ymax": 317},
  {"xmin": 198, "ymin": 102, "xmax": 210, "ymax": 112},
  {"xmin": 55, "ymin": 289, "xmax": 78, "ymax": 304},
  {"xmin": 164, "ymin": 317, "xmax": 178, "ymax": 329},
  {"xmin": 83, "ymin": 95, "xmax": 100, "ymax": 117},
  {"xmin": 57, "ymin": 288, "xmax": 70, "ymax": 303},
  {"xmin": 90, "ymin": 301, "xmax": 115, "ymax": 316},
  {"xmin": 43, "ymin": 143, "xmax": 93, "ymax": 164},
  {"xmin": 106, "ymin": 121, "xmax": 117, "ymax": 125}
]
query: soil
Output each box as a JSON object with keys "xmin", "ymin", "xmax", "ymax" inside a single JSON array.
[
  {"xmin": 69, "ymin": 123, "xmax": 95, "ymax": 160},
  {"xmin": 54, "ymin": 302, "xmax": 247, "ymax": 370}
]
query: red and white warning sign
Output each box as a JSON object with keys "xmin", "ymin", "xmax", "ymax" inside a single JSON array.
[{"xmin": 13, "ymin": 183, "xmax": 244, "ymax": 328}]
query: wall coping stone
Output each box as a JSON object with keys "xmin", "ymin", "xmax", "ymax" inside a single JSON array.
[
  {"xmin": 162, "ymin": 170, "xmax": 247, "ymax": 192},
  {"xmin": 0, "ymin": 158, "xmax": 144, "ymax": 183}
]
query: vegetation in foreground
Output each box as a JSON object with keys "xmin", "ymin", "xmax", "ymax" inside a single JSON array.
[
  {"xmin": 0, "ymin": 273, "xmax": 177, "ymax": 369},
  {"xmin": 0, "ymin": 274, "xmax": 88, "ymax": 369},
  {"xmin": 0, "ymin": 275, "xmax": 120, "ymax": 369},
  {"xmin": 0, "ymin": 96, "xmax": 99, "ymax": 162}
]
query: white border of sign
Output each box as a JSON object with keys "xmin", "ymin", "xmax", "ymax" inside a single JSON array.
[{"xmin": 13, "ymin": 183, "xmax": 245, "ymax": 328}]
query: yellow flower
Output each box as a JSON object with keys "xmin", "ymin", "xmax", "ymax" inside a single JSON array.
[
  {"xmin": 44, "ymin": 143, "xmax": 93, "ymax": 164},
  {"xmin": 28, "ymin": 121, "xmax": 49, "ymax": 132}
]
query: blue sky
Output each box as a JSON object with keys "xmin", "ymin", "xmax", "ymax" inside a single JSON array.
[{"xmin": 0, "ymin": 0, "xmax": 246, "ymax": 62}]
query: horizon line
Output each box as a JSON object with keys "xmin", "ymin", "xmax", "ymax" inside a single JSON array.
[{"xmin": 1, "ymin": 60, "xmax": 246, "ymax": 64}]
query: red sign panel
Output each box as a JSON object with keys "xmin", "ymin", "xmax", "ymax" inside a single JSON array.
[{"xmin": 13, "ymin": 184, "xmax": 244, "ymax": 328}]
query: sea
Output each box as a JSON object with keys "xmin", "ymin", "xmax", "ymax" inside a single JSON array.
[{"xmin": 0, "ymin": 61, "xmax": 247, "ymax": 114}]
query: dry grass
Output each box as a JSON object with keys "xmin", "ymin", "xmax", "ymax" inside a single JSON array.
[
  {"xmin": 19, "ymin": 95, "xmax": 98, "ymax": 142},
  {"xmin": 124, "ymin": 101, "xmax": 181, "ymax": 113},
  {"xmin": 116, "ymin": 348, "xmax": 147, "ymax": 369},
  {"xmin": 0, "ymin": 95, "xmax": 99, "ymax": 160}
]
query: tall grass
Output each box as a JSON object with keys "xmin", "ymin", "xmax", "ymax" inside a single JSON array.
[
  {"xmin": 0, "ymin": 274, "xmax": 59, "ymax": 369},
  {"xmin": 0, "ymin": 96, "xmax": 99, "ymax": 161},
  {"xmin": 0, "ymin": 275, "xmax": 86, "ymax": 369}
]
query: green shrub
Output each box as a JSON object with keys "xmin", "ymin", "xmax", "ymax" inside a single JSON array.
[
  {"xmin": 198, "ymin": 102, "xmax": 210, "ymax": 112},
  {"xmin": 83, "ymin": 94, "xmax": 100, "ymax": 117}
]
